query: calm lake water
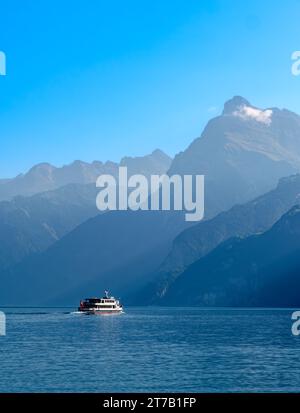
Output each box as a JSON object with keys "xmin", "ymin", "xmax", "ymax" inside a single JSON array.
[{"xmin": 0, "ymin": 307, "xmax": 299, "ymax": 392}]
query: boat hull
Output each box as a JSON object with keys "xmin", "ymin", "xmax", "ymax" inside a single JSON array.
[
  {"xmin": 78, "ymin": 293, "xmax": 124, "ymax": 315},
  {"xmin": 79, "ymin": 309, "xmax": 124, "ymax": 315}
]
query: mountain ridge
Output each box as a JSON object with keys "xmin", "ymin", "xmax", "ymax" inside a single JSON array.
[
  {"xmin": 158, "ymin": 205, "xmax": 300, "ymax": 306},
  {"xmin": 0, "ymin": 149, "xmax": 172, "ymax": 201}
]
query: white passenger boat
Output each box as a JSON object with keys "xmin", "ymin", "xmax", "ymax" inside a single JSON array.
[{"xmin": 78, "ymin": 291, "xmax": 124, "ymax": 315}]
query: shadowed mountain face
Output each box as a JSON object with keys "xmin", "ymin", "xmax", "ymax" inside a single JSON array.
[
  {"xmin": 157, "ymin": 205, "xmax": 300, "ymax": 307},
  {"xmin": 169, "ymin": 96, "xmax": 300, "ymax": 218},
  {"xmin": 0, "ymin": 149, "xmax": 172, "ymax": 201},
  {"xmin": 141, "ymin": 174, "xmax": 300, "ymax": 304},
  {"xmin": 0, "ymin": 149, "xmax": 172, "ymax": 275},
  {"xmin": 0, "ymin": 210, "xmax": 186, "ymax": 306},
  {"xmin": 0, "ymin": 184, "xmax": 99, "ymax": 271}
]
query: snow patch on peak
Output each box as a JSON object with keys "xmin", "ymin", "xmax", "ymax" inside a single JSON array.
[{"xmin": 233, "ymin": 105, "xmax": 273, "ymax": 126}]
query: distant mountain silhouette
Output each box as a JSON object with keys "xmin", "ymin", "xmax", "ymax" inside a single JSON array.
[
  {"xmin": 120, "ymin": 149, "xmax": 172, "ymax": 177},
  {"xmin": 157, "ymin": 205, "xmax": 300, "ymax": 307},
  {"xmin": 0, "ymin": 149, "xmax": 172, "ymax": 201}
]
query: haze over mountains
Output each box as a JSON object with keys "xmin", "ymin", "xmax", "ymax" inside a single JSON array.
[
  {"xmin": 0, "ymin": 149, "xmax": 171, "ymax": 201},
  {"xmin": 0, "ymin": 210, "xmax": 185, "ymax": 306},
  {"xmin": 0, "ymin": 149, "xmax": 171, "ymax": 274},
  {"xmin": 0, "ymin": 184, "xmax": 98, "ymax": 271},
  {"xmin": 143, "ymin": 174, "xmax": 300, "ymax": 304},
  {"xmin": 159, "ymin": 205, "xmax": 300, "ymax": 307},
  {"xmin": 169, "ymin": 96, "xmax": 300, "ymax": 218},
  {"xmin": 2, "ymin": 96, "xmax": 300, "ymax": 306}
]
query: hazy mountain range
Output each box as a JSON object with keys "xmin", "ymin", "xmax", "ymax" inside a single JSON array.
[
  {"xmin": 158, "ymin": 205, "xmax": 300, "ymax": 307},
  {"xmin": 0, "ymin": 149, "xmax": 171, "ymax": 273},
  {"xmin": 142, "ymin": 174, "xmax": 300, "ymax": 305},
  {"xmin": 0, "ymin": 149, "xmax": 171, "ymax": 201},
  {"xmin": 2, "ymin": 96, "xmax": 300, "ymax": 306}
]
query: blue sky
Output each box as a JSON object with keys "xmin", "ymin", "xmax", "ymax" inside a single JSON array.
[{"xmin": 0, "ymin": 0, "xmax": 300, "ymax": 177}]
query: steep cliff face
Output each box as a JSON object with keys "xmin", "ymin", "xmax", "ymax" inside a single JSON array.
[
  {"xmin": 144, "ymin": 174, "xmax": 300, "ymax": 304},
  {"xmin": 159, "ymin": 206, "xmax": 300, "ymax": 307},
  {"xmin": 169, "ymin": 96, "xmax": 300, "ymax": 218}
]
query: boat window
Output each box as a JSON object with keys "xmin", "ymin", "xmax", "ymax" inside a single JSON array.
[{"xmin": 98, "ymin": 305, "xmax": 114, "ymax": 308}]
